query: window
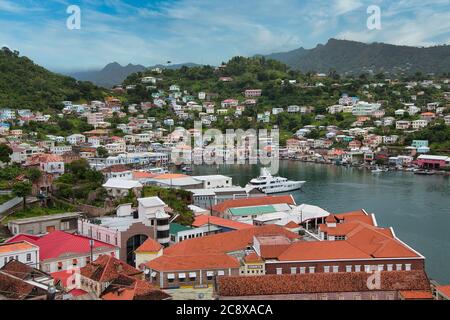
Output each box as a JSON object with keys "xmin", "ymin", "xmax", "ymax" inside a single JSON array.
[
  {"xmin": 290, "ymin": 267, "xmax": 297, "ymax": 274},
  {"xmin": 364, "ymin": 265, "xmax": 371, "ymax": 273},
  {"xmin": 387, "ymin": 264, "xmax": 393, "ymax": 271},
  {"xmin": 167, "ymin": 274, "xmax": 175, "ymax": 283},
  {"xmin": 346, "ymin": 265, "xmax": 352, "ymax": 272},
  {"xmin": 26, "ymin": 253, "xmax": 32, "ymax": 262},
  {"xmin": 405, "ymin": 264, "xmax": 412, "ymax": 271},
  {"xmin": 300, "ymin": 267, "xmax": 306, "ymax": 274},
  {"xmin": 309, "ymin": 267, "xmax": 315, "ymax": 274},
  {"xmin": 355, "ymin": 265, "xmax": 361, "ymax": 272},
  {"xmin": 332, "ymin": 266, "xmax": 339, "ymax": 273},
  {"xmin": 276, "ymin": 268, "xmax": 283, "ymax": 275},
  {"xmin": 324, "ymin": 266, "xmax": 330, "ymax": 273},
  {"xmin": 396, "ymin": 264, "xmax": 402, "ymax": 271},
  {"xmin": 354, "ymin": 294, "xmax": 362, "ymax": 300},
  {"xmin": 206, "ymin": 271, "xmax": 214, "ymax": 280},
  {"xmin": 178, "ymin": 273, "xmax": 186, "ymax": 282},
  {"xmin": 378, "ymin": 265, "xmax": 384, "ymax": 272},
  {"xmin": 217, "ymin": 270, "xmax": 225, "ymax": 276},
  {"xmin": 189, "ymin": 272, "xmax": 197, "ymax": 281}
]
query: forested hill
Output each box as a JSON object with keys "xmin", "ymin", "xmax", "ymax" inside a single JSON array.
[
  {"xmin": 263, "ymin": 39, "xmax": 450, "ymax": 75},
  {"xmin": 0, "ymin": 47, "xmax": 105, "ymax": 110}
]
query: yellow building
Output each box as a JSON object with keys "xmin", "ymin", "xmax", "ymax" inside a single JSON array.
[
  {"xmin": 135, "ymin": 238, "xmax": 163, "ymax": 269},
  {"xmin": 240, "ymin": 253, "xmax": 265, "ymax": 276}
]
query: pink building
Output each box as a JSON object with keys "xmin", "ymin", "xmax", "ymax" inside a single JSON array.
[{"xmin": 417, "ymin": 155, "xmax": 450, "ymax": 169}]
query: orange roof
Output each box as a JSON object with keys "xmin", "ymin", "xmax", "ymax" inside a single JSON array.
[
  {"xmin": 399, "ymin": 290, "xmax": 433, "ymax": 299},
  {"xmin": 421, "ymin": 112, "xmax": 435, "ymax": 116},
  {"xmin": 132, "ymin": 171, "xmax": 157, "ymax": 179},
  {"xmin": 345, "ymin": 224, "xmax": 419, "ymax": 258},
  {"xmin": 154, "ymin": 173, "xmax": 189, "ymax": 180},
  {"xmin": 192, "ymin": 215, "xmax": 253, "ymax": 230},
  {"xmin": 212, "ymin": 195, "xmax": 295, "ymax": 213},
  {"xmin": 278, "ymin": 241, "xmax": 372, "ymax": 261},
  {"xmin": 244, "ymin": 252, "xmax": 263, "ymax": 263},
  {"xmin": 164, "ymin": 225, "xmax": 299, "ymax": 257},
  {"xmin": 146, "ymin": 254, "xmax": 240, "ymax": 271},
  {"xmin": 436, "ymin": 285, "xmax": 450, "ymax": 298},
  {"xmin": 319, "ymin": 220, "xmax": 391, "ymax": 237},
  {"xmin": 135, "ymin": 238, "xmax": 162, "ymax": 253},
  {"xmin": 284, "ymin": 221, "xmax": 300, "ymax": 229},
  {"xmin": 0, "ymin": 242, "xmax": 36, "ymax": 253}
]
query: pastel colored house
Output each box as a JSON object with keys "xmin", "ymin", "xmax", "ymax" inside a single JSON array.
[{"xmin": 417, "ymin": 155, "xmax": 450, "ymax": 169}]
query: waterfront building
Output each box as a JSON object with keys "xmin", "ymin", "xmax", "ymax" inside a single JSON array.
[{"xmin": 417, "ymin": 155, "xmax": 450, "ymax": 169}]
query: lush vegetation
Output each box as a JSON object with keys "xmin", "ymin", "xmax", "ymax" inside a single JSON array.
[
  {"xmin": 0, "ymin": 47, "xmax": 105, "ymax": 110},
  {"xmin": 0, "ymin": 165, "xmax": 42, "ymax": 190},
  {"xmin": 53, "ymin": 159, "xmax": 105, "ymax": 204},
  {"xmin": 1, "ymin": 204, "xmax": 73, "ymax": 225},
  {"xmin": 142, "ymin": 186, "xmax": 194, "ymax": 225}
]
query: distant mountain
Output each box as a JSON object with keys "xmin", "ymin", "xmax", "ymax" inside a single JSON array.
[
  {"xmin": 70, "ymin": 62, "xmax": 202, "ymax": 88},
  {"xmin": 261, "ymin": 39, "xmax": 450, "ymax": 75},
  {"xmin": 69, "ymin": 62, "xmax": 146, "ymax": 88},
  {"xmin": 148, "ymin": 62, "xmax": 202, "ymax": 70},
  {"xmin": 0, "ymin": 47, "xmax": 103, "ymax": 110}
]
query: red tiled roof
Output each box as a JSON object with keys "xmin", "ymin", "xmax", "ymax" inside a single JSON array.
[
  {"xmin": 216, "ymin": 271, "xmax": 431, "ymax": 297},
  {"xmin": 399, "ymin": 290, "xmax": 434, "ymax": 299},
  {"xmin": 135, "ymin": 238, "xmax": 162, "ymax": 253},
  {"xmin": 7, "ymin": 231, "xmax": 116, "ymax": 261},
  {"xmin": 278, "ymin": 241, "xmax": 372, "ymax": 261},
  {"xmin": 101, "ymin": 275, "xmax": 171, "ymax": 300},
  {"xmin": 163, "ymin": 225, "xmax": 300, "ymax": 257},
  {"xmin": 212, "ymin": 195, "xmax": 295, "ymax": 213},
  {"xmin": 192, "ymin": 215, "xmax": 253, "ymax": 230},
  {"xmin": 146, "ymin": 254, "xmax": 240, "ymax": 272},
  {"xmin": 80, "ymin": 255, "xmax": 142, "ymax": 283}
]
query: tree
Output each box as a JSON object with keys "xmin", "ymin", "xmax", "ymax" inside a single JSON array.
[
  {"xmin": 97, "ymin": 146, "xmax": 109, "ymax": 158},
  {"xmin": 25, "ymin": 168, "xmax": 42, "ymax": 183},
  {"xmin": 12, "ymin": 181, "xmax": 32, "ymax": 208},
  {"xmin": 0, "ymin": 144, "xmax": 12, "ymax": 164}
]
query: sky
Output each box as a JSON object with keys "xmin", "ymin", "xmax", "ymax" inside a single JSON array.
[{"xmin": 0, "ymin": 0, "xmax": 449, "ymax": 72}]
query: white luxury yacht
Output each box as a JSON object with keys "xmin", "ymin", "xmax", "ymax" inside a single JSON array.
[{"xmin": 246, "ymin": 168, "xmax": 306, "ymax": 194}]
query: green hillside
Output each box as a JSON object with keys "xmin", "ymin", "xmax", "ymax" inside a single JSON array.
[{"xmin": 0, "ymin": 47, "xmax": 105, "ymax": 110}]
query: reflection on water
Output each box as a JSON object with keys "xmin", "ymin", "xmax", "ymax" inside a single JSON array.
[{"xmin": 193, "ymin": 161, "xmax": 450, "ymax": 283}]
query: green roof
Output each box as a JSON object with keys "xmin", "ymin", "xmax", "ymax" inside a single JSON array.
[
  {"xmin": 170, "ymin": 223, "xmax": 192, "ymax": 235},
  {"xmin": 229, "ymin": 205, "xmax": 277, "ymax": 216}
]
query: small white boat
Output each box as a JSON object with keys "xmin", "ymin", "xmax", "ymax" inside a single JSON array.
[
  {"xmin": 246, "ymin": 168, "xmax": 306, "ymax": 194},
  {"xmin": 371, "ymin": 167, "xmax": 388, "ymax": 174}
]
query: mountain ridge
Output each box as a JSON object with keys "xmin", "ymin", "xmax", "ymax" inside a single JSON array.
[
  {"xmin": 69, "ymin": 62, "xmax": 201, "ymax": 88},
  {"xmin": 260, "ymin": 38, "xmax": 450, "ymax": 75}
]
